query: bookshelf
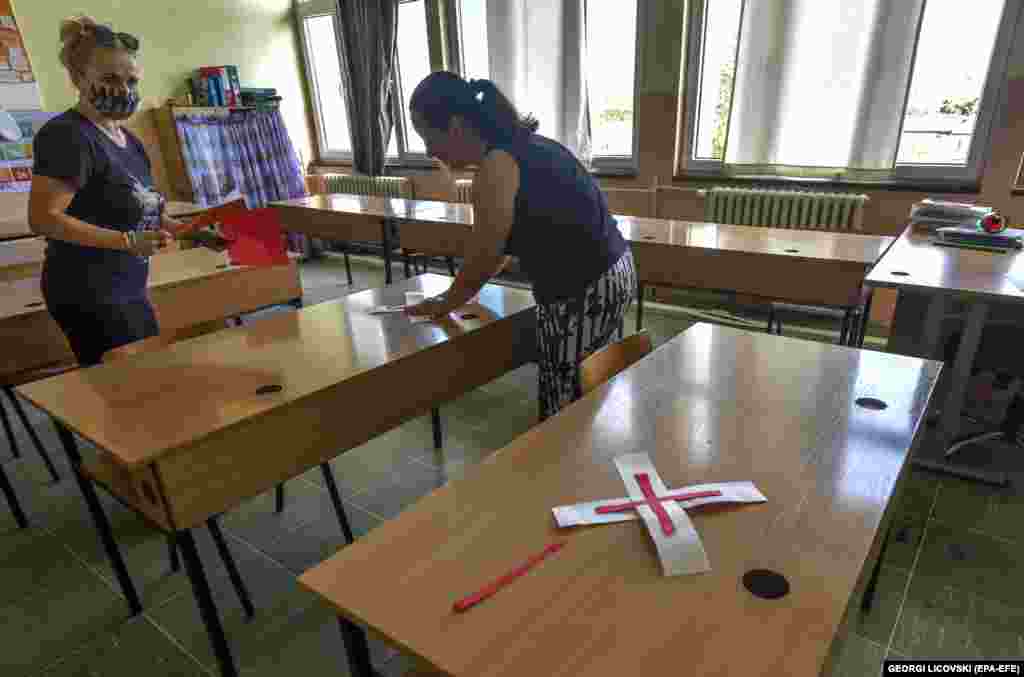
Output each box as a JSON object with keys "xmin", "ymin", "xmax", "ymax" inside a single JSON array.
[{"xmin": 154, "ymin": 102, "xmax": 283, "ymax": 203}]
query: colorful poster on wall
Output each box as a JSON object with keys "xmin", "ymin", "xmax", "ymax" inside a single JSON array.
[
  {"xmin": 0, "ymin": 110, "xmax": 58, "ymax": 192},
  {"xmin": 0, "ymin": 0, "xmax": 41, "ymax": 110}
]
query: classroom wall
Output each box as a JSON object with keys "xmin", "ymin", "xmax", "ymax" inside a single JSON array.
[{"xmin": 11, "ymin": 0, "xmax": 314, "ymax": 198}]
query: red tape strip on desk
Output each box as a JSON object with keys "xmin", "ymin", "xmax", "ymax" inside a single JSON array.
[
  {"xmin": 595, "ymin": 489, "xmax": 722, "ymax": 514},
  {"xmin": 636, "ymin": 473, "xmax": 675, "ymax": 536},
  {"xmin": 453, "ymin": 542, "xmax": 565, "ymax": 613}
]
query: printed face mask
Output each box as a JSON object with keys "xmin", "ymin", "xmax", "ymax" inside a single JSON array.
[{"xmin": 89, "ymin": 83, "xmax": 140, "ymax": 119}]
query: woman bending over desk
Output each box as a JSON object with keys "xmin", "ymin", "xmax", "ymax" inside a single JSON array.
[
  {"xmin": 28, "ymin": 16, "xmax": 188, "ymax": 366},
  {"xmin": 406, "ymin": 72, "xmax": 636, "ymax": 421}
]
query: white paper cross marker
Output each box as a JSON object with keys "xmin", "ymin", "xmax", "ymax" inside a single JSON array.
[{"xmin": 551, "ymin": 453, "xmax": 767, "ymax": 577}]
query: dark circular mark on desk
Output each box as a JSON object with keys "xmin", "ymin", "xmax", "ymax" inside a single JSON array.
[
  {"xmin": 784, "ymin": 248, "xmax": 800, "ymax": 254},
  {"xmin": 947, "ymin": 543, "xmax": 968, "ymax": 561},
  {"xmin": 24, "ymin": 301, "xmax": 43, "ymax": 308},
  {"xmin": 459, "ymin": 313, "xmax": 479, "ymax": 320},
  {"xmin": 855, "ymin": 397, "xmax": 888, "ymax": 411},
  {"xmin": 891, "ymin": 271, "xmax": 910, "ymax": 277},
  {"xmin": 642, "ymin": 235, "xmax": 656, "ymax": 240},
  {"xmin": 216, "ymin": 264, "xmax": 229, "ymax": 269},
  {"xmin": 256, "ymin": 384, "xmax": 283, "ymax": 395},
  {"xmin": 743, "ymin": 569, "xmax": 790, "ymax": 599}
]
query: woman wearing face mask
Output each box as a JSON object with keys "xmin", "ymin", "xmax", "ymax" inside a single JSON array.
[
  {"xmin": 405, "ymin": 72, "xmax": 636, "ymax": 421},
  {"xmin": 28, "ymin": 15, "xmax": 184, "ymax": 367}
]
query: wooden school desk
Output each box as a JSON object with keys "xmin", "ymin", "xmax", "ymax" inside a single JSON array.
[
  {"xmin": 299, "ymin": 322, "xmax": 941, "ymax": 677},
  {"xmin": 0, "ymin": 246, "xmax": 303, "ymax": 379},
  {"xmin": 866, "ymin": 225, "xmax": 1024, "ymax": 485},
  {"xmin": 0, "ymin": 236, "xmax": 44, "ymax": 282},
  {"xmin": 618, "ymin": 216, "xmax": 894, "ymax": 332},
  {"xmin": 274, "ymin": 194, "xmax": 460, "ymax": 284},
  {"xmin": 17, "ymin": 274, "xmax": 536, "ymax": 677},
  {"xmin": 272, "ymin": 195, "xmax": 894, "ymax": 336}
]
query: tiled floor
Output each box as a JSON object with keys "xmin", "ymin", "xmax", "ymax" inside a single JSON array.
[{"xmin": 1, "ymin": 254, "xmax": 1021, "ymax": 676}]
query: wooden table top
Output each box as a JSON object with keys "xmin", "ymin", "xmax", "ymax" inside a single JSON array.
[
  {"xmin": 617, "ymin": 216, "xmax": 894, "ymax": 265},
  {"xmin": 0, "ymin": 247, "xmax": 255, "ymax": 322},
  {"xmin": 299, "ymin": 323, "xmax": 941, "ymax": 677},
  {"xmin": 274, "ymin": 194, "xmax": 463, "ymax": 223},
  {"xmin": 165, "ymin": 201, "xmax": 206, "ymax": 218},
  {"xmin": 0, "ymin": 214, "xmax": 32, "ymax": 240},
  {"xmin": 274, "ymin": 193, "xmax": 893, "ymax": 265},
  {"xmin": 0, "ymin": 236, "xmax": 44, "ymax": 279},
  {"xmin": 865, "ymin": 226, "xmax": 1024, "ymax": 303},
  {"xmin": 18, "ymin": 274, "xmax": 535, "ymax": 468}
]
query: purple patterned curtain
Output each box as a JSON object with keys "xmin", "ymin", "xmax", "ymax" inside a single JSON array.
[{"xmin": 174, "ymin": 108, "xmax": 310, "ymax": 253}]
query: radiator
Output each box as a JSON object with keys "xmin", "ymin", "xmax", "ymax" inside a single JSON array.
[
  {"xmin": 454, "ymin": 179, "xmax": 474, "ymax": 203},
  {"xmin": 701, "ymin": 186, "xmax": 868, "ymax": 232},
  {"xmin": 321, "ymin": 174, "xmax": 413, "ymax": 199}
]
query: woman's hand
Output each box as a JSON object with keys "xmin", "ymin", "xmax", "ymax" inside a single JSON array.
[
  {"xmin": 405, "ymin": 295, "xmax": 459, "ymax": 319},
  {"xmin": 127, "ymin": 230, "xmax": 172, "ymax": 256},
  {"xmin": 164, "ymin": 217, "xmax": 197, "ymax": 238}
]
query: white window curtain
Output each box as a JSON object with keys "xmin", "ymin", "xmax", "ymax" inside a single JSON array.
[
  {"xmin": 485, "ymin": 0, "xmax": 591, "ymax": 166},
  {"xmin": 724, "ymin": 0, "xmax": 925, "ymax": 177}
]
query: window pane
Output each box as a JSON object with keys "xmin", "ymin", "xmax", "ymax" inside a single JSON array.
[
  {"xmin": 459, "ymin": 0, "xmax": 489, "ymax": 81},
  {"xmin": 897, "ymin": 0, "xmax": 1004, "ymax": 165},
  {"xmin": 397, "ymin": 0, "xmax": 431, "ymax": 155},
  {"xmin": 693, "ymin": 0, "xmax": 742, "ymax": 160},
  {"xmin": 587, "ymin": 1, "xmax": 638, "ymax": 157},
  {"xmin": 304, "ymin": 15, "xmax": 351, "ymax": 154}
]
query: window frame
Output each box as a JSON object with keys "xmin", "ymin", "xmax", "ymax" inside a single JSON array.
[
  {"xmin": 676, "ymin": 0, "xmax": 1023, "ymax": 187},
  {"xmin": 295, "ymin": 0, "xmax": 440, "ymax": 168},
  {"xmin": 295, "ymin": 0, "xmax": 354, "ymax": 164},
  {"xmin": 587, "ymin": 0, "xmax": 644, "ymax": 175},
  {"xmin": 447, "ymin": 0, "xmax": 643, "ymax": 176}
]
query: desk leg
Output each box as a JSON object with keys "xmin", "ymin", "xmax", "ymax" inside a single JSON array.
[
  {"xmin": 938, "ymin": 301, "xmax": 988, "ymax": 447},
  {"xmin": 917, "ymin": 294, "xmax": 946, "ymax": 360},
  {"xmin": 911, "ymin": 301, "xmax": 1007, "ymax": 486},
  {"xmin": 857, "ymin": 288, "xmax": 875, "ymax": 348},
  {"xmin": 54, "ymin": 422, "xmax": 143, "ymax": 616},
  {"xmin": 178, "ymin": 529, "xmax": 239, "ymax": 677},
  {"xmin": 636, "ymin": 283, "xmax": 645, "ymax": 332},
  {"xmin": 381, "ymin": 221, "xmax": 393, "ymax": 285},
  {"xmin": 431, "ymin": 407, "xmax": 443, "ymax": 450},
  {"xmin": 0, "ymin": 462, "xmax": 27, "ymax": 528},
  {"xmin": 337, "ymin": 616, "xmax": 376, "ymax": 677},
  {"xmin": 320, "ymin": 463, "xmax": 355, "ymax": 544}
]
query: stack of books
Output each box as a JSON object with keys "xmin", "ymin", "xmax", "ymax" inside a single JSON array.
[
  {"xmin": 190, "ymin": 66, "xmax": 243, "ymax": 107},
  {"xmin": 910, "ymin": 198, "xmax": 993, "ymax": 231},
  {"xmin": 935, "ymin": 225, "xmax": 1024, "ymax": 250},
  {"xmin": 240, "ymin": 88, "xmax": 282, "ymax": 110}
]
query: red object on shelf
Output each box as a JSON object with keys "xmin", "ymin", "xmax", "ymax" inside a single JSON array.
[
  {"xmin": 981, "ymin": 212, "xmax": 1006, "ymax": 234},
  {"xmin": 219, "ymin": 207, "xmax": 289, "ymax": 267}
]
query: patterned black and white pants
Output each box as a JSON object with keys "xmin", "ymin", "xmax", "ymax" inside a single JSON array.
[{"xmin": 536, "ymin": 248, "xmax": 637, "ymax": 421}]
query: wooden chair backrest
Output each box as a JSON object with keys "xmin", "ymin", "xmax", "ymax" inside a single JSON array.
[{"xmin": 579, "ymin": 330, "xmax": 653, "ymax": 396}]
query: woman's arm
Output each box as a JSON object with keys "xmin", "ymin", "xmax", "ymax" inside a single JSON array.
[
  {"xmin": 410, "ymin": 151, "xmax": 519, "ymax": 316},
  {"xmin": 28, "ymin": 175, "xmax": 128, "ymax": 250}
]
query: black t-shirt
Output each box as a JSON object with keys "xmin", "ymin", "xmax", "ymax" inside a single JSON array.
[
  {"xmin": 33, "ymin": 109, "xmax": 165, "ymax": 303},
  {"xmin": 492, "ymin": 134, "xmax": 627, "ymax": 304}
]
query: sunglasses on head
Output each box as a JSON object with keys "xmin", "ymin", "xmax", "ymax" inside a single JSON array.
[{"xmin": 92, "ymin": 25, "xmax": 140, "ymax": 52}]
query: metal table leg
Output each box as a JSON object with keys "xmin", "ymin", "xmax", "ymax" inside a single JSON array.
[
  {"xmin": 911, "ymin": 300, "xmax": 1008, "ymax": 485},
  {"xmin": 54, "ymin": 422, "xmax": 142, "ymax": 615},
  {"xmin": 178, "ymin": 528, "xmax": 239, "ymax": 677},
  {"xmin": 337, "ymin": 616, "xmax": 377, "ymax": 677}
]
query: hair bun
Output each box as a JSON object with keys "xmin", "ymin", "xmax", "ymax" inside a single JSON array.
[{"xmin": 59, "ymin": 15, "xmax": 100, "ymax": 46}]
